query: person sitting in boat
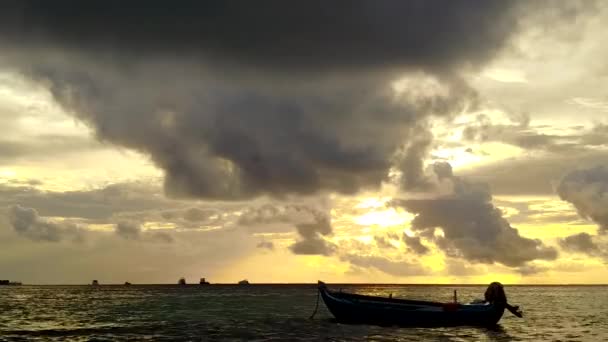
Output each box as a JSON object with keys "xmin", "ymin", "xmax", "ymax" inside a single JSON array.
[{"xmin": 484, "ymin": 282, "xmax": 523, "ymax": 317}]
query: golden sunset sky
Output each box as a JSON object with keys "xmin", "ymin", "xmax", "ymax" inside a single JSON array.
[{"xmin": 0, "ymin": 1, "xmax": 607, "ymax": 284}]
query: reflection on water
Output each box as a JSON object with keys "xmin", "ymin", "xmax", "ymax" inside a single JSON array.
[{"xmin": 1, "ymin": 284, "xmax": 607, "ymax": 341}]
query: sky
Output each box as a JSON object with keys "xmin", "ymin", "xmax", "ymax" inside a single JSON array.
[{"xmin": 0, "ymin": 1, "xmax": 607, "ymax": 284}]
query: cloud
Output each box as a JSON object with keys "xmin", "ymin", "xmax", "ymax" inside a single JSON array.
[
  {"xmin": 0, "ymin": 135, "xmax": 102, "ymax": 165},
  {"xmin": 460, "ymin": 114, "xmax": 608, "ymax": 154},
  {"xmin": 516, "ymin": 263, "xmax": 549, "ymax": 276},
  {"xmin": 115, "ymin": 222, "xmax": 174, "ymax": 243},
  {"xmin": 403, "ymin": 234, "xmax": 430, "ymax": 255},
  {"xmin": 393, "ymin": 163, "xmax": 558, "ymax": 267},
  {"xmin": 455, "ymin": 113, "xmax": 608, "ymax": 196},
  {"xmin": 0, "ymin": 1, "xmax": 522, "ymax": 200},
  {"xmin": 461, "ymin": 150, "xmax": 608, "ymax": 195},
  {"xmin": 148, "ymin": 231, "xmax": 174, "ymax": 244},
  {"xmin": 494, "ymin": 198, "xmax": 585, "ymax": 226},
  {"xmin": 7, "ymin": 204, "xmax": 84, "ymax": 242},
  {"xmin": 115, "ymin": 222, "xmax": 141, "ymax": 240},
  {"xmin": 374, "ymin": 235, "xmax": 397, "ymax": 249},
  {"xmin": 557, "ymin": 165, "xmax": 608, "ymax": 231},
  {"xmin": 290, "ymin": 236, "xmax": 335, "ymax": 256},
  {"xmin": 0, "ymin": 181, "xmax": 180, "ymax": 221},
  {"xmin": 256, "ymin": 241, "xmax": 274, "ymax": 250},
  {"xmin": 443, "ymin": 259, "xmax": 485, "ymax": 276},
  {"xmin": 559, "ymin": 233, "xmax": 601, "ymax": 255},
  {"xmin": 340, "ymin": 254, "xmax": 428, "ymax": 277},
  {"xmin": 0, "ymin": 2, "xmax": 518, "ymax": 71},
  {"xmin": 0, "ymin": 219, "xmax": 254, "ymax": 284},
  {"xmin": 234, "ymin": 202, "xmax": 336, "ymax": 255},
  {"xmin": 182, "ymin": 207, "xmax": 216, "ymax": 222},
  {"xmin": 290, "ymin": 217, "xmax": 336, "ymax": 256}
]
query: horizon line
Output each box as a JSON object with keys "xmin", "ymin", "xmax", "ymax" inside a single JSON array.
[{"xmin": 5, "ymin": 282, "xmax": 608, "ymax": 286}]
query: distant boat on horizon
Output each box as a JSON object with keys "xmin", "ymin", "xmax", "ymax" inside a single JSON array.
[
  {"xmin": 178, "ymin": 277, "xmax": 187, "ymax": 285},
  {"xmin": 199, "ymin": 278, "xmax": 210, "ymax": 285},
  {"xmin": 238, "ymin": 279, "xmax": 250, "ymax": 285},
  {"xmin": 0, "ymin": 280, "xmax": 21, "ymax": 286},
  {"xmin": 124, "ymin": 281, "xmax": 132, "ymax": 286},
  {"xmin": 91, "ymin": 280, "xmax": 99, "ymax": 286}
]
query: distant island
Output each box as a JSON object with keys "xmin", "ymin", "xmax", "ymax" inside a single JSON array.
[
  {"xmin": 238, "ymin": 279, "xmax": 250, "ymax": 285},
  {"xmin": 91, "ymin": 280, "xmax": 99, "ymax": 286},
  {"xmin": 199, "ymin": 278, "xmax": 210, "ymax": 285},
  {"xmin": 178, "ymin": 277, "xmax": 186, "ymax": 285}
]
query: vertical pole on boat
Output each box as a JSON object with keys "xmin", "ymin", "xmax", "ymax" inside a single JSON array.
[{"xmin": 453, "ymin": 290, "xmax": 457, "ymax": 303}]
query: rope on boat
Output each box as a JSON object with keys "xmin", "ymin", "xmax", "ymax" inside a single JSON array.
[{"xmin": 309, "ymin": 287, "xmax": 320, "ymax": 319}]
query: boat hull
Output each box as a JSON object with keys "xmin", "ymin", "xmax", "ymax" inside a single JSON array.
[{"xmin": 319, "ymin": 283, "xmax": 504, "ymax": 327}]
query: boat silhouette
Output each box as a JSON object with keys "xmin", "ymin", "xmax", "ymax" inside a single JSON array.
[{"xmin": 315, "ymin": 281, "xmax": 522, "ymax": 326}]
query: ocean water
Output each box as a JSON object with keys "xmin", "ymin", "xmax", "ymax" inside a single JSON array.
[{"xmin": 0, "ymin": 284, "xmax": 606, "ymax": 341}]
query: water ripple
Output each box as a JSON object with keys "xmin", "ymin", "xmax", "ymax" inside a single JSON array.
[{"xmin": 0, "ymin": 285, "xmax": 606, "ymax": 341}]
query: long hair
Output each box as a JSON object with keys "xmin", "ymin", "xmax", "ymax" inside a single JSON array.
[{"xmin": 484, "ymin": 282, "xmax": 507, "ymax": 304}]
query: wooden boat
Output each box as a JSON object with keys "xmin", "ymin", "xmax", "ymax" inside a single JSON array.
[{"xmin": 318, "ymin": 281, "xmax": 519, "ymax": 326}]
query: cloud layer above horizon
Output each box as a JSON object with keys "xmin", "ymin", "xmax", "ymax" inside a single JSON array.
[{"xmin": 0, "ymin": 1, "xmax": 607, "ymax": 283}]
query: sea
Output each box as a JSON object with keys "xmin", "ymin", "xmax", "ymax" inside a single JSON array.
[{"xmin": 0, "ymin": 284, "xmax": 606, "ymax": 341}]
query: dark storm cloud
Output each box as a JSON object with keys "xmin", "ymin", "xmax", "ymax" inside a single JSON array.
[
  {"xmin": 7, "ymin": 204, "xmax": 84, "ymax": 242},
  {"xmin": 557, "ymin": 165, "xmax": 608, "ymax": 231},
  {"xmin": 0, "ymin": 1, "xmax": 521, "ymax": 200},
  {"xmin": 0, "ymin": 1, "xmax": 518, "ymax": 72},
  {"xmin": 393, "ymin": 164, "xmax": 558, "ymax": 267}
]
